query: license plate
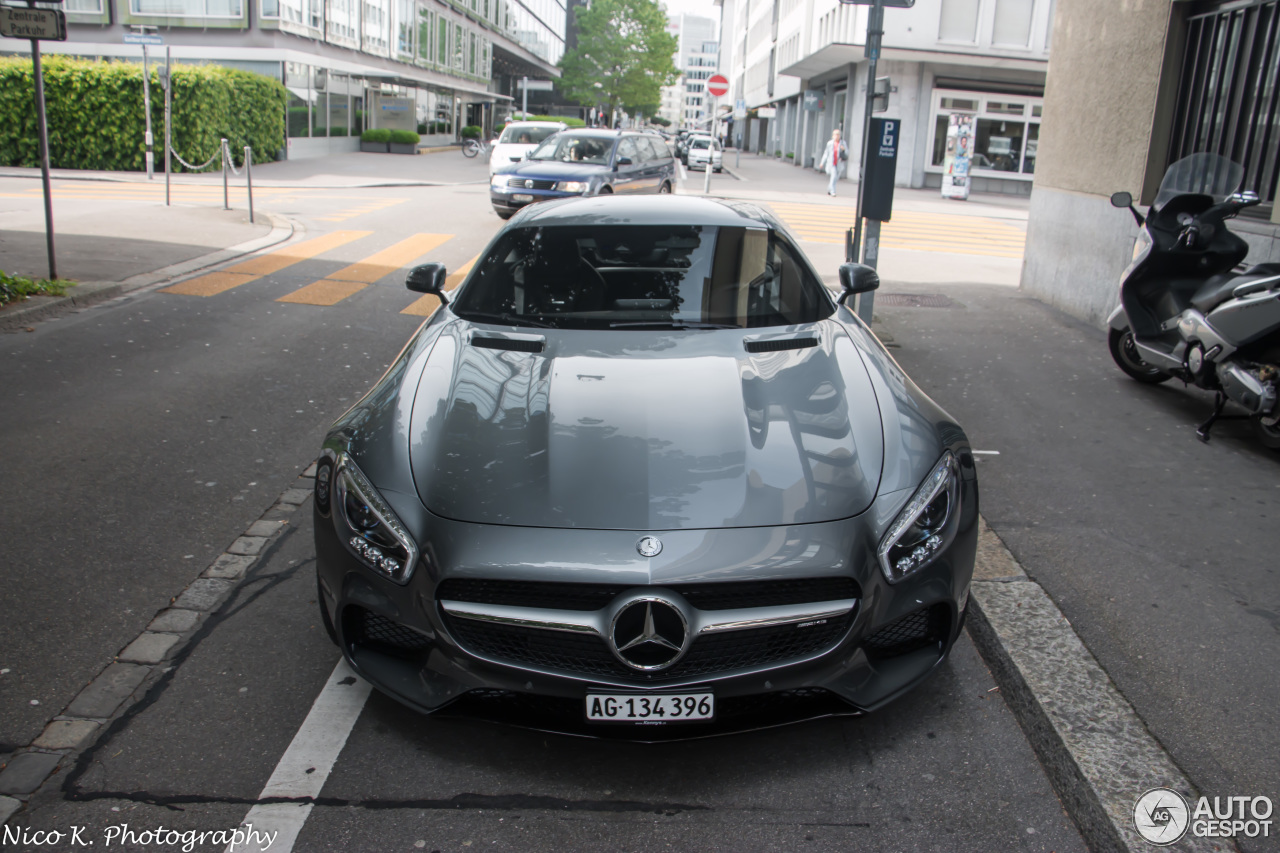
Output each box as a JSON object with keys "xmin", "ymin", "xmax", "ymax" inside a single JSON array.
[
  {"xmin": 586, "ymin": 692, "xmax": 714, "ymax": 723},
  {"xmin": 512, "ymin": 193, "xmax": 533, "ymax": 202}
]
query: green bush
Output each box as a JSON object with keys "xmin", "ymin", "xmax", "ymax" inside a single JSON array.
[
  {"xmin": 388, "ymin": 130, "xmax": 420, "ymax": 144},
  {"xmin": 361, "ymin": 128, "xmax": 391, "ymax": 143},
  {"xmin": 460, "ymin": 125, "xmax": 482, "ymax": 139},
  {"xmin": 0, "ymin": 56, "xmax": 284, "ymax": 172},
  {"xmin": 494, "ymin": 123, "xmax": 506, "ymax": 137},
  {"xmin": 0, "ymin": 269, "xmax": 72, "ymax": 307},
  {"xmin": 785, "ymin": 152, "xmax": 794, "ymax": 159}
]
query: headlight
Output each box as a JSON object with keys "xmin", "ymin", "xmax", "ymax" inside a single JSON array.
[
  {"xmin": 333, "ymin": 454, "xmax": 419, "ymax": 584},
  {"xmin": 557, "ymin": 181, "xmax": 589, "ymax": 193},
  {"xmin": 490, "ymin": 175, "xmax": 507, "ymax": 189},
  {"xmin": 877, "ymin": 451, "xmax": 960, "ymax": 583}
]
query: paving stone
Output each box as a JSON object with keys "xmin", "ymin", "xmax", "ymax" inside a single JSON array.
[
  {"xmin": 226, "ymin": 536, "xmax": 267, "ymax": 556},
  {"xmin": 0, "ymin": 753, "xmax": 61, "ymax": 796},
  {"xmin": 245, "ymin": 519, "xmax": 286, "ymax": 538},
  {"xmin": 65, "ymin": 663, "xmax": 149, "ymax": 719},
  {"xmin": 147, "ymin": 608, "xmax": 200, "ymax": 633},
  {"xmin": 302, "ymin": 461, "xmax": 318, "ymax": 477},
  {"xmin": 172, "ymin": 578, "xmax": 236, "ymax": 612},
  {"xmin": 0, "ymin": 795, "xmax": 21, "ymax": 824},
  {"xmin": 261, "ymin": 503, "xmax": 298, "ymax": 521},
  {"xmin": 203, "ymin": 553, "xmax": 255, "ymax": 580},
  {"xmin": 32, "ymin": 720, "xmax": 100, "ymax": 751},
  {"xmin": 278, "ymin": 488, "xmax": 311, "ymax": 506},
  {"xmin": 118, "ymin": 633, "xmax": 181, "ymax": 664}
]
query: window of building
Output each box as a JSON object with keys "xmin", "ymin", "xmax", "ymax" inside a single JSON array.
[
  {"xmin": 66, "ymin": 0, "xmax": 104, "ymax": 12},
  {"xmin": 992, "ymin": 0, "xmax": 1034, "ymax": 47},
  {"xmin": 938, "ymin": 0, "xmax": 979, "ymax": 43},
  {"xmin": 130, "ymin": 0, "xmax": 242, "ymax": 17},
  {"xmin": 926, "ymin": 88, "xmax": 1044, "ymax": 178},
  {"xmin": 326, "ymin": 0, "xmax": 358, "ymax": 45},
  {"xmin": 1168, "ymin": 0, "xmax": 1279, "ymax": 217}
]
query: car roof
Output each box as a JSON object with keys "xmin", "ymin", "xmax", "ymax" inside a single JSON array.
[
  {"xmin": 510, "ymin": 195, "xmax": 782, "ymax": 230},
  {"xmin": 503, "ymin": 120, "xmax": 565, "ymax": 128}
]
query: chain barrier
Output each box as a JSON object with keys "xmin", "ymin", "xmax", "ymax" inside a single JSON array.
[
  {"xmin": 221, "ymin": 139, "xmax": 243, "ymax": 177},
  {"xmin": 166, "ymin": 136, "xmax": 253, "ymax": 224},
  {"xmin": 167, "ymin": 144, "xmax": 221, "ymax": 173}
]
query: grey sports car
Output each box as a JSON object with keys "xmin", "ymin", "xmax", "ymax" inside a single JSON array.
[{"xmin": 313, "ymin": 195, "xmax": 978, "ymax": 738}]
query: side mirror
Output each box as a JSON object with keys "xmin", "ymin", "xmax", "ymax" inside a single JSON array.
[
  {"xmin": 1110, "ymin": 191, "xmax": 1132, "ymax": 208},
  {"xmin": 838, "ymin": 263, "xmax": 879, "ymax": 305},
  {"xmin": 406, "ymin": 263, "xmax": 449, "ymax": 303},
  {"xmin": 615, "ymin": 157, "xmax": 632, "ymax": 167}
]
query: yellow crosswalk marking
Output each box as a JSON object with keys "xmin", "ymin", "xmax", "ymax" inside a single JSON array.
[
  {"xmin": 401, "ymin": 253, "xmax": 479, "ymax": 317},
  {"xmin": 278, "ymin": 233, "xmax": 454, "ymax": 307},
  {"xmin": 163, "ymin": 230, "xmax": 370, "ymax": 297},
  {"xmin": 767, "ymin": 202, "xmax": 1027, "ymax": 258}
]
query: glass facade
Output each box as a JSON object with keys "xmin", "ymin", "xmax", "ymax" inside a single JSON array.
[
  {"xmin": 131, "ymin": 0, "xmax": 241, "ymax": 16},
  {"xmin": 928, "ymin": 89, "xmax": 1043, "ymax": 177}
]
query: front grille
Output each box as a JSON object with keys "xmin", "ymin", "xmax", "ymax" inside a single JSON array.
[
  {"xmin": 862, "ymin": 604, "xmax": 949, "ymax": 659},
  {"xmin": 507, "ymin": 178, "xmax": 556, "ymax": 190},
  {"xmin": 346, "ymin": 607, "xmax": 431, "ymax": 656},
  {"xmin": 442, "ymin": 612, "xmax": 855, "ymax": 683},
  {"xmin": 435, "ymin": 577, "xmax": 859, "ymax": 612}
]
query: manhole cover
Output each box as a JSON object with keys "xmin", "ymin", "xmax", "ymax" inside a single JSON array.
[{"xmin": 876, "ymin": 294, "xmax": 956, "ymax": 308}]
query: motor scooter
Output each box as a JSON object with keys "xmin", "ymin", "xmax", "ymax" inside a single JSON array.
[{"xmin": 1107, "ymin": 153, "xmax": 1280, "ymax": 449}]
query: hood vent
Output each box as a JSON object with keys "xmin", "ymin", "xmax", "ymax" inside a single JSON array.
[
  {"xmin": 471, "ymin": 336, "xmax": 545, "ymax": 354},
  {"xmin": 744, "ymin": 337, "xmax": 818, "ymax": 354}
]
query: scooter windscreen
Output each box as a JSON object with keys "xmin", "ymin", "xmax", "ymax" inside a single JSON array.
[{"xmin": 1154, "ymin": 154, "xmax": 1244, "ymax": 211}]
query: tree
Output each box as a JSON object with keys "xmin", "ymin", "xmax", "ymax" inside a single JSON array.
[{"xmin": 558, "ymin": 0, "xmax": 680, "ymax": 120}]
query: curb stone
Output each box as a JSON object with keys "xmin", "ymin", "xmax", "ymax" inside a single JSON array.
[
  {"xmin": 0, "ymin": 211, "xmax": 294, "ymax": 333},
  {"xmin": 0, "ymin": 464, "xmax": 317, "ymax": 822},
  {"xmin": 966, "ymin": 518, "xmax": 1235, "ymax": 853}
]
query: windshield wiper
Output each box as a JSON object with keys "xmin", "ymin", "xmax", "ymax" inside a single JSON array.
[
  {"xmin": 608, "ymin": 320, "xmax": 739, "ymax": 330},
  {"xmin": 457, "ymin": 311, "xmax": 557, "ymax": 329}
]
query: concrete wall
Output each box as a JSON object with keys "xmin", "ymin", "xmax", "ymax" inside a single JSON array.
[{"xmin": 1021, "ymin": 0, "xmax": 1180, "ymax": 327}]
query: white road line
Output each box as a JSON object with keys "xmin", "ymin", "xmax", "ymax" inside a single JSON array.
[
  {"xmin": 227, "ymin": 658, "xmax": 371, "ymax": 853},
  {"xmin": 972, "ymin": 450, "xmax": 1001, "ymax": 455}
]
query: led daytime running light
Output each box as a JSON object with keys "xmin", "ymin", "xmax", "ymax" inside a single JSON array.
[
  {"xmin": 334, "ymin": 454, "xmax": 419, "ymax": 584},
  {"xmin": 877, "ymin": 451, "xmax": 958, "ymax": 584}
]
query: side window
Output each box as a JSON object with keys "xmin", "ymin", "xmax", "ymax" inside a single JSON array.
[
  {"xmin": 616, "ymin": 137, "xmax": 639, "ymax": 164},
  {"xmin": 637, "ymin": 137, "xmax": 662, "ymax": 162}
]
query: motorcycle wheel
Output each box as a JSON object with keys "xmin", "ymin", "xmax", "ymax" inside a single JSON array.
[
  {"xmin": 1108, "ymin": 327, "xmax": 1171, "ymax": 384},
  {"xmin": 1252, "ymin": 416, "xmax": 1280, "ymax": 451}
]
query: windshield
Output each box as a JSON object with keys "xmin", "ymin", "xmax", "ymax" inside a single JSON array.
[
  {"xmin": 1154, "ymin": 154, "xmax": 1244, "ymax": 209},
  {"xmin": 498, "ymin": 125, "xmax": 561, "ymax": 145},
  {"xmin": 452, "ymin": 225, "xmax": 834, "ymax": 330},
  {"xmin": 528, "ymin": 134, "xmax": 615, "ymax": 165},
  {"xmin": 691, "ymin": 138, "xmax": 712, "ymax": 150}
]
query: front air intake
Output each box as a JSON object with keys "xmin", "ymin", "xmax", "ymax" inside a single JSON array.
[
  {"xmin": 744, "ymin": 337, "xmax": 818, "ymax": 354},
  {"xmin": 471, "ymin": 336, "xmax": 544, "ymax": 353}
]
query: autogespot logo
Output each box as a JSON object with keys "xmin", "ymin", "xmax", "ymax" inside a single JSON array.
[{"xmin": 1134, "ymin": 788, "xmax": 1191, "ymax": 846}]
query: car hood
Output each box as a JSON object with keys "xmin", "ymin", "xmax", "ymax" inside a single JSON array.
[
  {"xmin": 407, "ymin": 320, "xmax": 885, "ymax": 530},
  {"xmin": 498, "ymin": 160, "xmax": 611, "ymax": 179},
  {"xmin": 490, "ymin": 143, "xmax": 535, "ymax": 167}
]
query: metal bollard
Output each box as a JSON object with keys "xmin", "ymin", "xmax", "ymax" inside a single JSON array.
[
  {"xmin": 244, "ymin": 145, "xmax": 254, "ymax": 224},
  {"xmin": 221, "ymin": 138, "xmax": 229, "ymax": 210}
]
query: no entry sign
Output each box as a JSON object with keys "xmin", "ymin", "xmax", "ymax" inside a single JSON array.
[{"xmin": 706, "ymin": 75, "xmax": 729, "ymax": 98}]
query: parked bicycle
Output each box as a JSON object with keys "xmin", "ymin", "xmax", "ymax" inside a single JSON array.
[{"xmin": 461, "ymin": 137, "xmax": 491, "ymax": 158}]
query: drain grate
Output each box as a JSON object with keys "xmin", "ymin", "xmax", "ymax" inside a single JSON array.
[{"xmin": 876, "ymin": 294, "xmax": 956, "ymax": 308}]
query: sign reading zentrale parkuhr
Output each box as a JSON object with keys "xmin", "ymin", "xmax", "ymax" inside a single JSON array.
[{"xmin": 0, "ymin": 6, "xmax": 67, "ymax": 40}]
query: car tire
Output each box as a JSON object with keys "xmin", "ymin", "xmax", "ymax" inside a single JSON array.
[
  {"xmin": 714, "ymin": 166, "xmax": 722, "ymax": 173},
  {"xmin": 495, "ymin": 209, "xmax": 514, "ymax": 220},
  {"xmin": 318, "ymin": 576, "xmax": 338, "ymax": 646},
  {"xmin": 658, "ymin": 182, "xmax": 671, "ymax": 194},
  {"xmin": 598, "ymin": 185, "xmax": 613, "ymax": 195},
  {"xmin": 1108, "ymin": 326, "xmax": 1171, "ymax": 384}
]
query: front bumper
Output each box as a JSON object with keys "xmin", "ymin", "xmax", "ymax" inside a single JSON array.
[
  {"xmin": 490, "ymin": 184, "xmax": 586, "ymax": 213},
  {"xmin": 313, "ymin": 469, "xmax": 978, "ymax": 739}
]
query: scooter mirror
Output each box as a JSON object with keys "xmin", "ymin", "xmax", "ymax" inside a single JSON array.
[{"xmin": 1110, "ymin": 191, "xmax": 1133, "ymax": 208}]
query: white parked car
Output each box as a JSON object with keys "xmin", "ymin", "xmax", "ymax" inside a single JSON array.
[
  {"xmin": 488, "ymin": 121, "xmax": 567, "ymax": 175},
  {"xmin": 686, "ymin": 136, "xmax": 723, "ymax": 172}
]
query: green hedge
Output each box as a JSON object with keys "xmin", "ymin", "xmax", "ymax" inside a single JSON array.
[
  {"xmin": 361, "ymin": 128, "xmax": 391, "ymax": 143},
  {"xmin": 0, "ymin": 56, "xmax": 285, "ymax": 172},
  {"xmin": 388, "ymin": 130, "xmax": 420, "ymax": 145},
  {"xmin": 460, "ymin": 124, "xmax": 482, "ymax": 139}
]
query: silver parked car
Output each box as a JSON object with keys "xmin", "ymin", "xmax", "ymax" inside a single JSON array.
[{"xmin": 313, "ymin": 195, "xmax": 978, "ymax": 738}]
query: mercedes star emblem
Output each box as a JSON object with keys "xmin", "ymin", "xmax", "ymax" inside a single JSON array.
[
  {"xmin": 609, "ymin": 598, "xmax": 688, "ymax": 670},
  {"xmin": 636, "ymin": 536, "xmax": 663, "ymax": 557}
]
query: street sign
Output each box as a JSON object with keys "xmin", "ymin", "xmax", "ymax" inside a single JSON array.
[
  {"xmin": 862, "ymin": 117, "xmax": 899, "ymax": 222},
  {"xmin": 124, "ymin": 32, "xmax": 163, "ymax": 44},
  {"xmin": 0, "ymin": 6, "xmax": 66, "ymax": 41},
  {"xmin": 518, "ymin": 79, "xmax": 554, "ymax": 91},
  {"xmin": 733, "ymin": 98, "xmax": 746, "ymax": 119},
  {"xmin": 706, "ymin": 74, "xmax": 729, "ymax": 98},
  {"xmin": 872, "ymin": 77, "xmax": 890, "ymax": 112},
  {"xmin": 803, "ymin": 89, "xmax": 824, "ymax": 111}
]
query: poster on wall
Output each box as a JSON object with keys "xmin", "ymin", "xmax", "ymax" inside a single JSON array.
[{"xmin": 940, "ymin": 113, "xmax": 973, "ymax": 200}]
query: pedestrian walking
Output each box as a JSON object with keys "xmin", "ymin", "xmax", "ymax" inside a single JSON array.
[{"xmin": 821, "ymin": 129, "xmax": 848, "ymax": 197}]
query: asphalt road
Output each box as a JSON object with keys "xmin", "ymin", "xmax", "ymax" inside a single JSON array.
[{"xmin": 0, "ymin": 154, "xmax": 1174, "ymax": 852}]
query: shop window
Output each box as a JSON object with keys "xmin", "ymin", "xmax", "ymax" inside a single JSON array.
[
  {"xmin": 938, "ymin": 0, "xmax": 979, "ymax": 43},
  {"xmin": 66, "ymin": 0, "xmax": 104, "ymax": 11},
  {"xmin": 928, "ymin": 88, "xmax": 1042, "ymax": 176},
  {"xmin": 1022, "ymin": 124, "xmax": 1039, "ymax": 174},
  {"xmin": 131, "ymin": 0, "xmax": 242, "ymax": 16},
  {"xmin": 974, "ymin": 119, "xmax": 1024, "ymax": 172},
  {"xmin": 992, "ymin": 0, "xmax": 1034, "ymax": 47},
  {"xmin": 940, "ymin": 97, "xmax": 977, "ymax": 111},
  {"xmin": 987, "ymin": 101, "xmax": 1025, "ymax": 115}
]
